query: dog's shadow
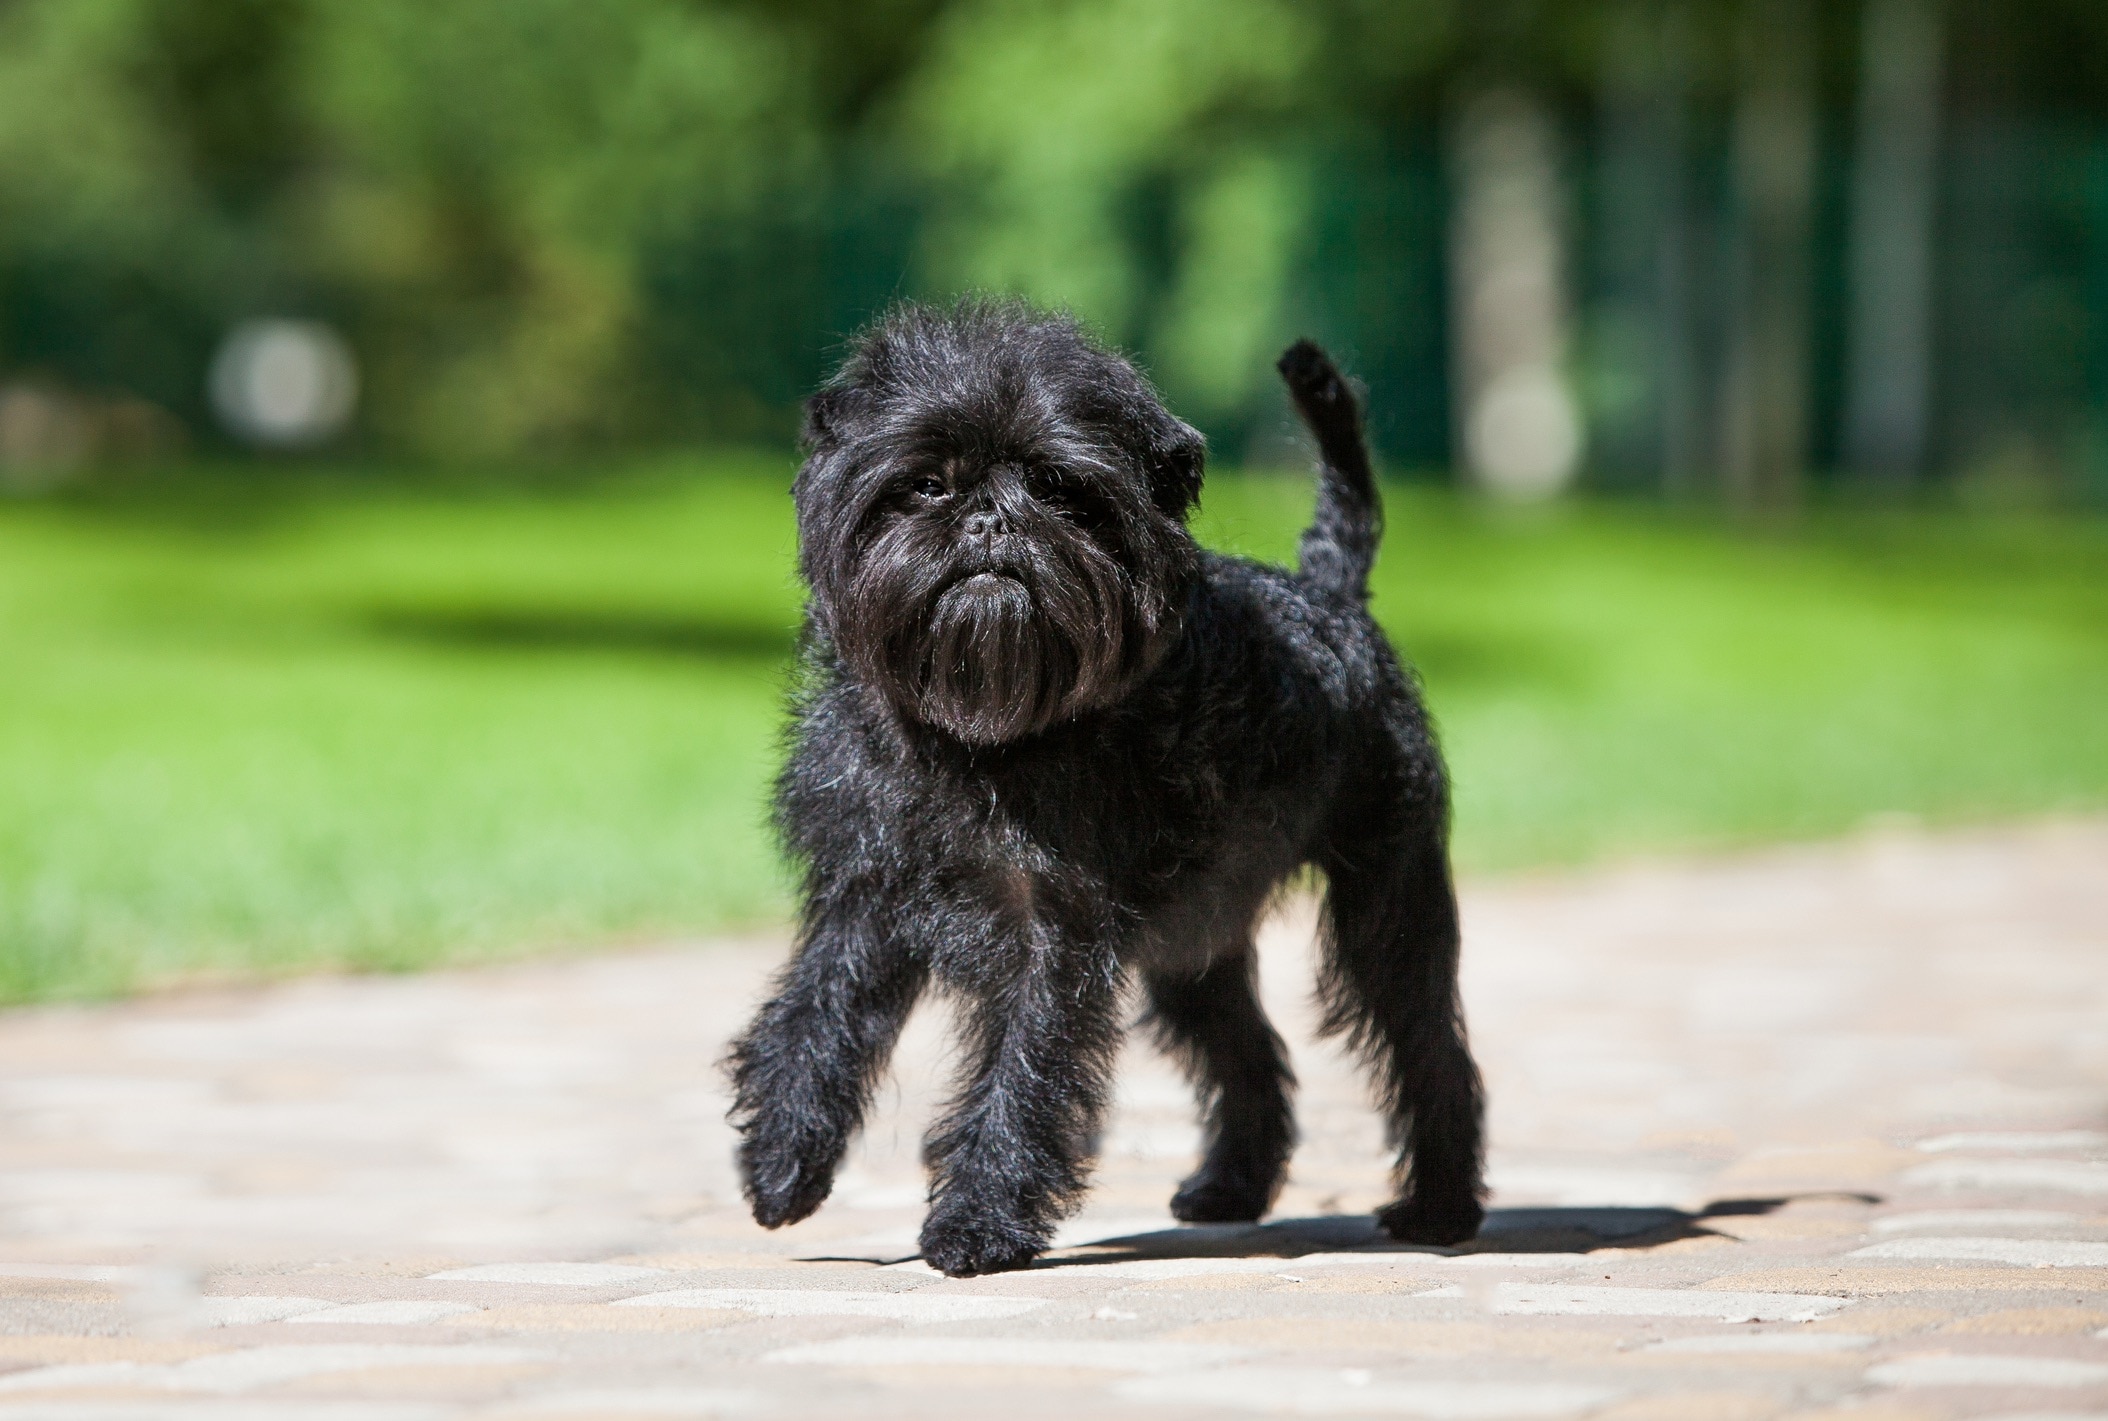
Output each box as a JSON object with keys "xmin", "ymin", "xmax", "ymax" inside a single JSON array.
[
  {"xmin": 1025, "ymin": 1196, "xmax": 1878, "ymax": 1268},
  {"xmin": 807, "ymin": 1195, "xmax": 1879, "ymax": 1271}
]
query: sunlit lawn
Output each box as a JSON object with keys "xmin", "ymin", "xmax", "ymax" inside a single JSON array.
[{"xmin": 1, "ymin": 457, "xmax": 2103, "ymax": 1000}]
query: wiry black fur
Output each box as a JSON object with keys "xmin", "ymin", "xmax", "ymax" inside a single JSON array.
[{"xmin": 725, "ymin": 299, "xmax": 1486, "ymax": 1276}]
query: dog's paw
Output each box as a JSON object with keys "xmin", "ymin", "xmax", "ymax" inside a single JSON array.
[
  {"xmin": 737, "ymin": 1136, "xmax": 836, "ymax": 1230},
  {"xmin": 1376, "ymin": 1193, "xmax": 1485, "ymax": 1248},
  {"xmin": 1169, "ymin": 1168, "xmax": 1275, "ymax": 1225},
  {"xmin": 918, "ymin": 1210, "xmax": 1043, "ymax": 1278}
]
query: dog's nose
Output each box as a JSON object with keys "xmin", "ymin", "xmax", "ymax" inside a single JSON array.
[{"xmin": 961, "ymin": 510, "xmax": 1004, "ymax": 539}]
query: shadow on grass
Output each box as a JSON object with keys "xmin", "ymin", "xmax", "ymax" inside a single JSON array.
[
  {"xmin": 1401, "ymin": 629, "xmax": 1591, "ymax": 695},
  {"xmin": 373, "ymin": 607, "xmax": 1580, "ymax": 687},
  {"xmin": 34, "ymin": 459, "xmax": 742, "ymax": 534},
  {"xmin": 367, "ymin": 606, "xmax": 796, "ymax": 661}
]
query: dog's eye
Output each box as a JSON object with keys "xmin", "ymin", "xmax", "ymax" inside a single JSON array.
[
  {"xmin": 1028, "ymin": 470, "xmax": 1107, "ymax": 525},
  {"xmin": 910, "ymin": 476, "xmax": 948, "ymax": 500},
  {"xmin": 1028, "ymin": 470, "xmax": 1077, "ymax": 505}
]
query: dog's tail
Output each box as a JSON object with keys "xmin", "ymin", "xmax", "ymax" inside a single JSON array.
[{"xmin": 1279, "ymin": 340, "xmax": 1381, "ymax": 601}]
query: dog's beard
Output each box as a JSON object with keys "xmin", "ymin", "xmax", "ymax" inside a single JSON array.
[
  {"xmin": 913, "ymin": 573, "xmax": 1071, "ymax": 744},
  {"xmin": 832, "ymin": 517, "xmax": 1171, "ymax": 746}
]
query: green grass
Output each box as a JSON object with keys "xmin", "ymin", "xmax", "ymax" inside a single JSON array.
[{"xmin": 1, "ymin": 458, "xmax": 2103, "ymax": 1001}]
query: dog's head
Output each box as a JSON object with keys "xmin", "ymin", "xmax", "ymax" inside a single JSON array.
[{"xmin": 794, "ymin": 299, "xmax": 1203, "ymax": 745}]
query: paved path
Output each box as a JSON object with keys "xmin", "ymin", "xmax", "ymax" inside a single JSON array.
[{"xmin": 0, "ymin": 820, "xmax": 2100, "ymax": 1420}]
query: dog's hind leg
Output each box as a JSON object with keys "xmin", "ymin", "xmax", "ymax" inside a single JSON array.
[
  {"xmin": 1315, "ymin": 812, "xmax": 1486, "ymax": 1246},
  {"xmin": 1143, "ymin": 953, "xmax": 1297, "ymax": 1223}
]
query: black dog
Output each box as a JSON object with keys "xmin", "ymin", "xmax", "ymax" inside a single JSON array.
[{"xmin": 727, "ymin": 299, "xmax": 1484, "ymax": 1276}]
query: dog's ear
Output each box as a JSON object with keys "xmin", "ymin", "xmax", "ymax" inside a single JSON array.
[
  {"xmin": 801, "ymin": 386, "xmax": 854, "ymax": 450},
  {"xmin": 1147, "ymin": 417, "xmax": 1206, "ymax": 517}
]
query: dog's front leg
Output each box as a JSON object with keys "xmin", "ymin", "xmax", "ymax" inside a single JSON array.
[
  {"xmin": 918, "ymin": 940, "xmax": 1126, "ymax": 1276},
  {"xmin": 725, "ymin": 892, "xmax": 926, "ymax": 1229}
]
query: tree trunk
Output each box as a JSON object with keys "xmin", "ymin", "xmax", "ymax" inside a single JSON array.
[
  {"xmin": 1721, "ymin": 0, "xmax": 1818, "ymax": 515},
  {"xmin": 1448, "ymin": 87, "xmax": 1584, "ymax": 500},
  {"xmin": 1843, "ymin": 0, "xmax": 1945, "ymax": 486}
]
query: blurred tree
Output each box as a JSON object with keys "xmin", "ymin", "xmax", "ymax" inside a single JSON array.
[
  {"xmin": 0, "ymin": 0, "xmax": 237, "ymax": 417},
  {"xmin": 1842, "ymin": 0, "xmax": 1944, "ymax": 485},
  {"xmin": 1719, "ymin": 0, "xmax": 1819, "ymax": 514},
  {"xmin": 898, "ymin": 0, "xmax": 1316, "ymax": 337},
  {"xmin": 1153, "ymin": 148, "xmax": 1311, "ymax": 424},
  {"xmin": 0, "ymin": 0, "xmax": 2104, "ymax": 490},
  {"xmin": 136, "ymin": 0, "xmax": 308, "ymax": 217},
  {"xmin": 896, "ymin": 0, "xmax": 1465, "ymax": 449},
  {"xmin": 0, "ymin": 0, "xmax": 817, "ymax": 457},
  {"xmin": 723, "ymin": 0, "xmax": 951, "ymax": 133},
  {"xmin": 296, "ymin": 0, "xmax": 812, "ymax": 458}
]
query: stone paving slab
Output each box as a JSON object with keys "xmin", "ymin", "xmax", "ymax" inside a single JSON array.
[{"xmin": 0, "ymin": 818, "xmax": 2100, "ymax": 1419}]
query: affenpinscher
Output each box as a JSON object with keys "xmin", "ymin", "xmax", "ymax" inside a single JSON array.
[{"xmin": 727, "ymin": 298, "xmax": 1484, "ymax": 1276}]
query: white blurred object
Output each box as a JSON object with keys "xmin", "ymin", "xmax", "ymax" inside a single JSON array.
[
  {"xmin": 208, "ymin": 319, "xmax": 358, "ymax": 447},
  {"xmin": 1467, "ymin": 368, "xmax": 1583, "ymax": 501},
  {"xmin": 1449, "ymin": 89, "xmax": 1583, "ymax": 499}
]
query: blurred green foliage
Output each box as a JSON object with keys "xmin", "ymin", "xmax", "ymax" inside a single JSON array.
[
  {"xmin": 0, "ymin": 0, "xmax": 811, "ymax": 456},
  {"xmin": 3, "ymin": 0, "xmax": 2104, "ymax": 473},
  {"xmin": 0, "ymin": 461, "xmax": 2102, "ymax": 1000},
  {"xmin": 3, "ymin": 5, "xmax": 2102, "ymax": 996}
]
